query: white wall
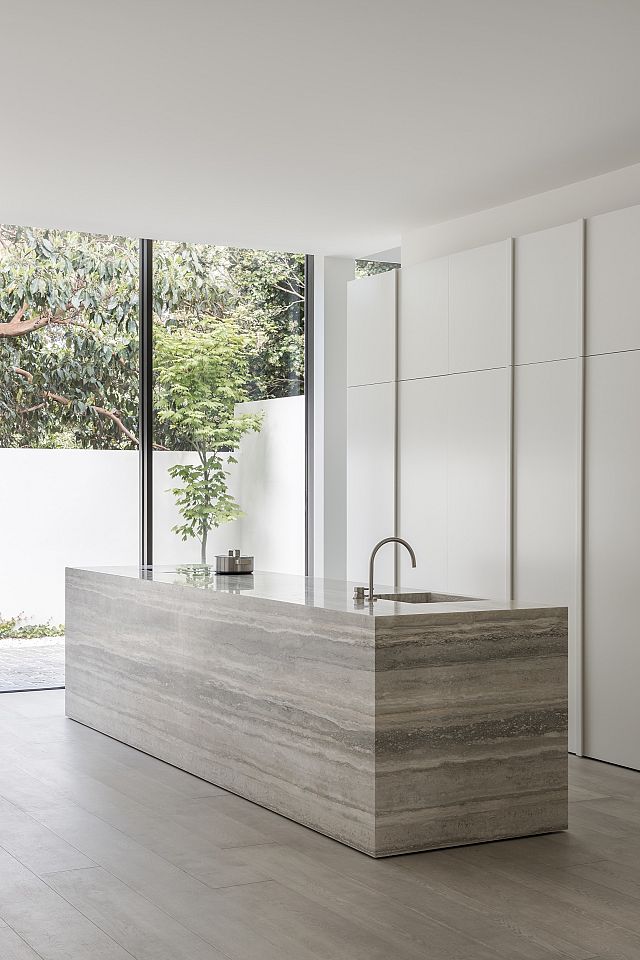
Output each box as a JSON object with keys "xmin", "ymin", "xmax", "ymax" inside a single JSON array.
[
  {"xmin": 402, "ymin": 161, "xmax": 640, "ymax": 265},
  {"xmin": 152, "ymin": 450, "xmax": 239, "ymax": 567},
  {"xmin": 313, "ymin": 255, "xmax": 356, "ymax": 581},
  {"xmin": 0, "ymin": 449, "xmax": 139, "ymax": 625},
  {"xmin": 0, "ymin": 396, "xmax": 304, "ymax": 623},
  {"xmin": 234, "ymin": 395, "xmax": 305, "ymax": 576}
]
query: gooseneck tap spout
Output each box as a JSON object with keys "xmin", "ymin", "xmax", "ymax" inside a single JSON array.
[{"xmin": 368, "ymin": 537, "xmax": 417, "ymax": 602}]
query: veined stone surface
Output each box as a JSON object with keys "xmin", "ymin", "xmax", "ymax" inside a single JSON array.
[
  {"xmin": 374, "ymin": 609, "xmax": 567, "ymax": 854},
  {"xmin": 65, "ymin": 567, "xmax": 567, "ymax": 857}
]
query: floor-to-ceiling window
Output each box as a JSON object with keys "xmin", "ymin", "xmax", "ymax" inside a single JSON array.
[
  {"xmin": 0, "ymin": 225, "xmax": 139, "ymax": 690},
  {"xmin": 0, "ymin": 227, "xmax": 308, "ymax": 691},
  {"xmin": 151, "ymin": 241, "xmax": 306, "ymax": 573}
]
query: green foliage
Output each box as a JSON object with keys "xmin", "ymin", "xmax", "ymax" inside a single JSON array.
[
  {"xmin": 169, "ymin": 459, "xmax": 244, "ymax": 561},
  {"xmin": 224, "ymin": 248, "xmax": 305, "ymax": 398},
  {"xmin": 0, "ymin": 227, "xmax": 304, "ymax": 449},
  {"xmin": 354, "ymin": 260, "xmax": 399, "ymax": 279},
  {"xmin": 155, "ymin": 318, "xmax": 263, "ymax": 562},
  {"xmin": 0, "ymin": 225, "xmax": 139, "ymax": 448},
  {"xmin": 154, "ymin": 318, "xmax": 262, "ymax": 449},
  {"xmin": 0, "ymin": 224, "xmax": 305, "ymax": 568},
  {"xmin": 0, "ymin": 613, "xmax": 64, "ymax": 639},
  {"xmin": 153, "ymin": 242, "xmax": 304, "ymax": 402}
]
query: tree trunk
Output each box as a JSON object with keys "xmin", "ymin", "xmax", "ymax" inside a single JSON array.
[
  {"xmin": 200, "ymin": 449, "xmax": 209, "ymax": 565},
  {"xmin": 201, "ymin": 528, "xmax": 208, "ymax": 564}
]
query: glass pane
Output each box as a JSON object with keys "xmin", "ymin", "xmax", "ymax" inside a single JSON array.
[
  {"xmin": 152, "ymin": 243, "xmax": 305, "ymax": 574},
  {"xmin": 0, "ymin": 224, "xmax": 139, "ymax": 691},
  {"xmin": 355, "ymin": 259, "xmax": 400, "ymax": 278}
]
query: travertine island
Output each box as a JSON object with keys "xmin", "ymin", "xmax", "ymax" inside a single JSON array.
[{"xmin": 66, "ymin": 566, "xmax": 568, "ymax": 857}]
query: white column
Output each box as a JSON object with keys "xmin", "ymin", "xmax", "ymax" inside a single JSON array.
[{"xmin": 312, "ymin": 256, "xmax": 355, "ymax": 580}]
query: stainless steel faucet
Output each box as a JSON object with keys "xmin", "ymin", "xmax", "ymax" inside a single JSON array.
[{"xmin": 360, "ymin": 537, "xmax": 417, "ymax": 602}]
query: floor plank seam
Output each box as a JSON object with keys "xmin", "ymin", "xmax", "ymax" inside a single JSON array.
[
  {"xmin": 284, "ymin": 842, "xmax": 559, "ymax": 960},
  {"xmin": 1, "ymin": 758, "xmax": 288, "ymax": 895},
  {"xmin": 569, "ymin": 797, "xmax": 618, "ymax": 805},
  {"xmin": 464, "ymin": 856, "xmax": 640, "ymax": 944},
  {"xmin": 39, "ymin": 864, "xmax": 105, "ymax": 879},
  {"xmin": 0, "ymin": 918, "xmax": 48, "ymax": 960},
  {"xmin": 3, "ymin": 692, "xmax": 640, "ymax": 960},
  {"xmin": 220, "ymin": 840, "xmax": 280, "ymax": 850},
  {"xmin": 0, "ymin": 847, "xmax": 140, "ymax": 960},
  {"xmin": 61, "ymin": 862, "xmax": 276, "ymax": 960},
  {"xmin": 40, "ymin": 863, "xmax": 239, "ymax": 960},
  {"xmin": 0, "ymin": 791, "xmax": 226, "ymax": 899},
  {"xmin": 0, "ymin": 757, "xmax": 261, "ymax": 884}
]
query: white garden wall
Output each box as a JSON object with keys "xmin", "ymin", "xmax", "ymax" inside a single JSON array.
[{"xmin": 0, "ymin": 395, "xmax": 304, "ymax": 623}]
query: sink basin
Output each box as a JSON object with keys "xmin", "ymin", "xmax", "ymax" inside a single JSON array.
[{"xmin": 375, "ymin": 591, "xmax": 473, "ymax": 604}]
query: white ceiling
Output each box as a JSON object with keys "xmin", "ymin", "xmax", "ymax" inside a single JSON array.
[{"xmin": 2, "ymin": 0, "xmax": 640, "ymax": 255}]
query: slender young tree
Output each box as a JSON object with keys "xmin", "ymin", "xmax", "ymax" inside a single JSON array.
[
  {"xmin": 0, "ymin": 226, "xmax": 303, "ymax": 562},
  {"xmin": 154, "ymin": 319, "xmax": 262, "ymax": 563}
]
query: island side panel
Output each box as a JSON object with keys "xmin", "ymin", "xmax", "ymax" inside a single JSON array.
[
  {"xmin": 374, "ymin": 608, "xmax": 568, "ymax": 856},
  {"xmin": 65, "ymin": 569, "xmax": 377, "ymax": 854}
]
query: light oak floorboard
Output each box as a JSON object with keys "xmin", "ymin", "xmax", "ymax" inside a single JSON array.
[
  {"xmin": 0, "ymin": 847, "xmax": 134, "ymax": 960},
  {"xmin": 0, "ymin": 690, "xmax": 638, "ymax": 960},
  {"xmin": 0, "ymin": 795, "xmax": 94, "ymax": 876},
  {"xmin": 0, "ymin": 760, "xmax": 269, "ymax": 891},
  {"xmin": 0, "ymin": 924, "xmax": 47, "ymax": 960},
  {"xmin": 47, "ymin": 866, "xmax": 231, "ymax": 960}
]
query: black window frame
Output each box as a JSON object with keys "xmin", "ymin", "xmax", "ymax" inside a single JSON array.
[{"xmin": 138, "ymin": 240, "xmax": 313, "ymax": 572}]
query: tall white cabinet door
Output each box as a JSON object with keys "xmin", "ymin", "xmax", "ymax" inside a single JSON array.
[
  {"xmin": 449, "ymin": 240, "xmax": 510, "ymax": 374},
  {"xmin": 513, "ymin": 359, "xmax": 580, "ymax": 751},
  {"xmin": 398, "ymin": 257, "xmax": 448, "ymax": 380},
  {"xmin": 447, "ymin": 368, "xmax": 509, "ymax": 600},
  {"xmin": 346, "ymin": 382, "xmax": 396, "ymax": 588},
  {"xmin": 514, "ymin": 221, "xmax": 582, "ymax": 364},
  {"xmin": 346, "ymin": 270, "xmax": 397, "ymax": 387},
  {"xmin": 397, "ymin": 377, "xmax": 448, "ymax": 591},
  {"xmin": 587, "ymin": 204, "xmax": 640, "ymax": 356},
  {"xmin": 584, "ymin": 350, "xmax": 640, "ymax": 771}
]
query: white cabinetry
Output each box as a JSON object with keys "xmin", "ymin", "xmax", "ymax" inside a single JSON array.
[
  {"xmin": 397, "ymin": 239, "xmax": 510, "ymax": 378},
  {"xmin": 398, "ymin": 257, "xmax": 448, "ymax": 379},
  {"xmin": 584, "ymin": 350, "xmax": 640, "ymax": 771},
  {"xmin": 587, "ymin": 203, "xmax": 640, "ymax": 356},
  {"xmin": 347, "ymin": 202, "xmax": 640, "ymax": 773},
  {"xmin": 449, "ymin": 240, "xmax": 510, "ymax": 374},
  {"xmin": 346, "ymin": 381, "xmax": 396, "ymax": 588},
  {"xmin": 397, "ymin": 377, "xmax": 448, "ymax": 590},
  {"xmin": 515, "ymin": 221, "xmax": 582, "ymax": 364},
  {"xmin": 514, "ymin": 359, "xmax": 580, "ymax": 750},
  {"xmin": 398, "ymin": 368, "xmax": 509, "ymax": 600},
  {"xmin": 447, "ymin": 368, "xmax": 509, "ymax": 600}
]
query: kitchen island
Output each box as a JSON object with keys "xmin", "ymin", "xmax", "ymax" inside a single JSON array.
[{"xmin": 65, "ymin": 566, "xmax": 568, "ymax": 857}]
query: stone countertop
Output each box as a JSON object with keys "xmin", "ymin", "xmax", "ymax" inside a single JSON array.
[{"xmin": 71, "ymin": 565, "xmax": 562, "ymax": 619}]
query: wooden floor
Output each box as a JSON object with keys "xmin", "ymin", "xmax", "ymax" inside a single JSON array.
[{"xmin": 0, "ymin": 692, "xmax": 639, "ymax": 960}]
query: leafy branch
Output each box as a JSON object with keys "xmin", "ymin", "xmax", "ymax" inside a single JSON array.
[{"xmin": 154, "ymin": 317, "xmax": 263, "ymax": 562}]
